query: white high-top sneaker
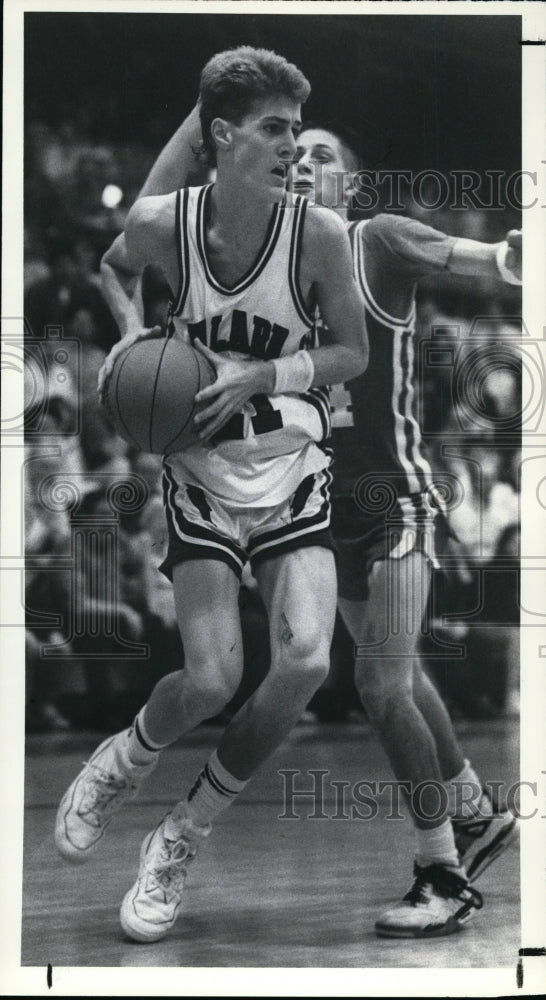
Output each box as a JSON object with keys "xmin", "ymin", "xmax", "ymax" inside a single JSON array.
[
  {"xmin": 55, "ymin": 730, "xmax": 158, "ymax": 863},
  {"xmin": 120, "ymin": 810, "xmax": 211, "ymax": 943}
]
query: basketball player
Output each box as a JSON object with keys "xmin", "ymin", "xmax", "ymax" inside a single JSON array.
[
  {"xmin": 290, "ymin": 125, "xmax": 521, "ymax": 938},
  {"xmin": 115, "ymin": 108, "xmax": 522, "ymax": 939},
  {"xmin": 55, "ymin": 47, "xmax": 369, "ymax": 944}
]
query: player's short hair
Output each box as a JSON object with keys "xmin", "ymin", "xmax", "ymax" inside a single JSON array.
[{"xmin": 198, "ymin": 46, "xmax": 311, "ymax": 165}]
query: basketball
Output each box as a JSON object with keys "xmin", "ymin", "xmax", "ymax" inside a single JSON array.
[{"xmin": 105, "ymin": 337, "xmax": 216, "ymax": 454}]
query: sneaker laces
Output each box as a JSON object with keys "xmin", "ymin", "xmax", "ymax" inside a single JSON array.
[
  {"xmin": 405, "ymin": 863, "xmax": 483, "ymax": 912},
  {"xmin": 147, "ymin": 834, "xmax": 197, "ymax": 897},
  {"xmin": 79, "ymin": 761, "xmax": 136, "ymax": 820}
]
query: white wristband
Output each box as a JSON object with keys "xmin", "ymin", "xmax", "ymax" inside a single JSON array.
[
  {"xmin": 272, "ymin": 350, "xmax": 315, "ymax": 394},
  {"xmin": 496, "ymin": 241, "xmax": 522, "ymax": 285}
]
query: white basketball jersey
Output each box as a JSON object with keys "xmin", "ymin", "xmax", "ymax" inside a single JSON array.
[{"xmin": 165, "ymin": 185, "xmax": 331, "ymax": 506}]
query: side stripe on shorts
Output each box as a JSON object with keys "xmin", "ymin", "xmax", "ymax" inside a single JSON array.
[
  {"xmin": 248, "ymin": 470, "xmax": 332, "ymax": 561},
  {"xmin": 162, "ymin": 465, "xmax": 246, "ymax": 574}
]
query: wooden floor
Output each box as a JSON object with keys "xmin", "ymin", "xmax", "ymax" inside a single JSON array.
[{"xmin": 22, "ymin": 718, "xmax": 520, "ymax": 971}]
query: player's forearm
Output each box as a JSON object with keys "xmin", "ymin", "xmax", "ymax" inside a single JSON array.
[
  {"xmin": 212, "ymin": 341, "xmax": 369, "ymax": 400},
  {"xmin": 100, "ymin": 234, "xmax": 145, "ymax": 338},
  {"xmin": 263, "ymin": 340, "xmax": 368, "ymax": 397},
  {"xmin": 448, "ymin": 239, "xmax": 500, "ymax": 277},
  {"xmin": 307, "ymin": 293, "xmax": 369, "ymax": 386},
  {"xmin": 307, "ymin": 340, "xmax": 369, "ymax": 387},
  {"xmin": 448, "ymin": 237, "xmax": 521, "ymax": 283},
  {"xmin": 309, "ymin": 221, "xmax": 369, "ymax": 383}
]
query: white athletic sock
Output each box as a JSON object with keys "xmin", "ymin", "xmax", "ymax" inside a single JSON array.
[
  {"xmin": 174, "ymin": 750, "xmax": 248, "ymax": 830},
  {"xmin": 126, "ymin": 707, "xmax": 169, "ymax": 766},
  {"xmin": 415, "ymin": 818, "xmax": 462, "ymax": 871},
  {"xmin": 445, "ymin": 758, "xmax": 493, "ymax": 819}
]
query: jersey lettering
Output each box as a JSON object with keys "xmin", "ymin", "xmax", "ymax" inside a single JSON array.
[{"xmin": 187, "ymin": 310, "xmax": 289, "ymax": 359}]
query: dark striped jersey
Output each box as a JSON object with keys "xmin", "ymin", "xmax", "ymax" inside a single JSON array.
[{"xmin": 326, "ymin": 214, "xmax": 457, "ymax": 501}]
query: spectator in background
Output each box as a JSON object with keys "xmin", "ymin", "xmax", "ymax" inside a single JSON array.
[
  {"xmin": 427, "ymin": 415, "xmax": 520, "ymax": 718},
  {"xmin": 24, "ymin": 228, "xmax": 51, "ymax": 292},
  {"xmin": 25, "ymin": 235, "xmax": 119, "ymax": 350},
  {"xmin": 24, "ymin": 391, "xmax": 81, "ymax": 732},
  {"xmin": 445, "ymin": 422, "xmax": 518, "ymax": 564}
]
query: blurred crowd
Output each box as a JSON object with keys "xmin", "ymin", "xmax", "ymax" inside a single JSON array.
[{"xmin": 24, "ymin": 122, "xmax": 521, "ymax": 732}]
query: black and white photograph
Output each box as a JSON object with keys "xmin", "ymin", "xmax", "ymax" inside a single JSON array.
[{"xmin": 1, "ymin": 0, "xmax": 545, "ymax": 995}]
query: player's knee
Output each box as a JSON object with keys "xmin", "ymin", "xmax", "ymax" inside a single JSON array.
[
  {"xmin": 187, "ymin": 668, "xmax": 240, "ymax": 717},
  {"xmin": 300, "ymin": 653, "xmax": 330, "ymax": 692},
  {"xmin": 198, "ymin": 677, "xmax": 236, "ymax": 717},
  {"xmin": 182, "ymin": 649, "xmax": 243, "ymax": 717},
  {"xmin": 358, "ymin": 685, "xmax": 403, "ymax": 730},
  {"xmin": 273, "ymin": 633, "xmax": 330, "ymax": 692},
  {"xmin": 354, "ymin": 660, "xmax": 412, "ymax": 727}
]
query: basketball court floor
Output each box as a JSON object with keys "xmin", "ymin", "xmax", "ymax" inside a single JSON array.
[{"xmin": 21, "ymin": 716, "xmax": 520, "ymax": 975}]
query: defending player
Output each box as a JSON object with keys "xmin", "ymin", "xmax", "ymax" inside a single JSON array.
[
  {"xmin": 114, "ymin": 108, "xmax": 523, "ymax": 938},
  {"xmin": 54, "ymin": 47, "xmax": 368, "ymax": 944},
  {"xmin": 292, "ymin": 126, "xmax": 521, "ymax": 938}
]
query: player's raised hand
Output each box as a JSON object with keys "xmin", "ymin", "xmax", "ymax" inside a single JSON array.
[
  {"xmin": 504, "ymin": 229, "xmax": 522, "ymax": 282},
  {"xmin": 192, "ymin": 338, "xmax": 273, "ymax": 441},
  {"xmin": 97, "ymin": 325, "xmax": 164, "ymax": 404}
]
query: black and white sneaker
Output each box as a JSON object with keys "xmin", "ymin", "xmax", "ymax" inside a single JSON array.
[
  {"xmin": 453, "ymin": 808, "xmax": 518, "ymax": 880},
  {"xmin": 375, "ymin": 863, "xmax": 483, "ymax": 938}
]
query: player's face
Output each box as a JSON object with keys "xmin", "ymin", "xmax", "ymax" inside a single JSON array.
[
  {"xmin": 226, "ymin": 97, "xmax": 301, "ymax": 202},
  {"xmin": 290, "ymin": 128, "xmax": 353, "ymax": 210}
]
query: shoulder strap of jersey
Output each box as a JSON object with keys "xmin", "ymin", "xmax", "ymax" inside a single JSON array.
[
  {"xmin": 350, "ymin": 218, "xmax": 416, "ymax": 329},
  {"xmin": 171, "ymin": 187, "xmax": 191, "ymax": 317},
  {"xmin": 288, "ymin": 195, "xmax": 315, "ymax": 327}
]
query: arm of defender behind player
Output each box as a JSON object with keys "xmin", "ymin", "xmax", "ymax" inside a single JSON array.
[
  {"xmin": 192, "ymin": 211, "xmax": 368, "ymax": 441},
  {"xmin": 101, "ymin": 102, "xmax": 204, "ymax": 314},
  {"xmin": 447, "ymin": 229, "xmax": 521, "ymax": 282},
  {"xmin": 98, "ymin": 107, "xmax": 205, "ymax": 400},
  {"xmin": 361, "ymin": 216, "xmax": 521, "ymax": 320},
  {"xmin": 138, "ymin": 104, "xmax": 205, "ymax": 196}
]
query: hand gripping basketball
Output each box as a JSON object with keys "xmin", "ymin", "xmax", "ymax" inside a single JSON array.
[
  {"xmin": 192, "ymin": 338, "xmax": 274, "ymax": 442},
  {"xmin": 97, "ymin": 325, "xmax": 165, "ymax": 404}
]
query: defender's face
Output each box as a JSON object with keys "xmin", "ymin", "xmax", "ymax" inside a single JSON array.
[
  {"xmin": 226, "ymin": 97, "xmax": 302, "ymax": 202},
  {"xmin": 290, "ymin": 128, "xmax": 353, "ymax": 210}
]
